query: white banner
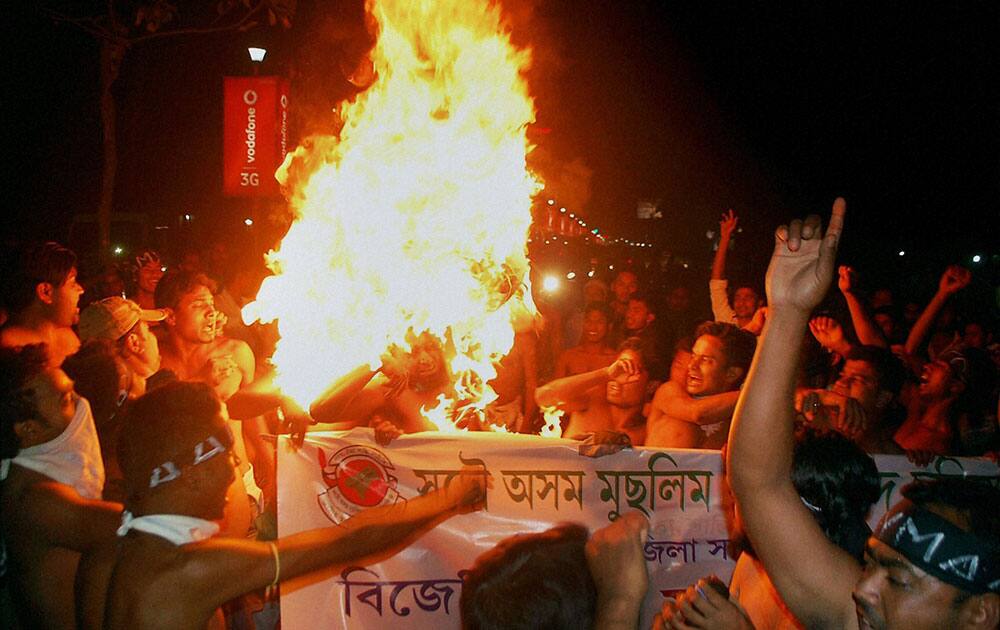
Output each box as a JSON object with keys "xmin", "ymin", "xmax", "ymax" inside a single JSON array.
[{"xmin": 277, "ymin": 430, "xmax": 1000, "ymax": 629}]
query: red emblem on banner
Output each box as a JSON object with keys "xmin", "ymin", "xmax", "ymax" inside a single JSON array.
[{"xmin": 222, "ymin": 76, "xmax": 289, "ymax": 197}]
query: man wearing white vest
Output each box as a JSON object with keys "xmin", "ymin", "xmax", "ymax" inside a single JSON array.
[{"xmin": 0, "ymin": 344, "xmax": 122, "ymax": 629}]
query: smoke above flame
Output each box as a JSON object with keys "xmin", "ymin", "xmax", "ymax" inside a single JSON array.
[{"xmin": 247, "ymin": 0, "xmax": 541, "ymax": 428}]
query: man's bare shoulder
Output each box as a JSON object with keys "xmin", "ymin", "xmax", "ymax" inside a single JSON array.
[
  {"xmin": 52, "ymin": 326, "xmax": 81, "ymax": 355},
  {"xmin": 3, "ymin": 469, "xmax": 115, "ymax": 546},
  {"xmin": 2, "ymin": 465, "xmax": 67, "ymax": 507},
  {"xmin": 651, "ymin": 380, "xmax": 687, "ymax": 405},
  {"xmin": 0, "ymin": 325, "xmax": 42, "ymax": 348}
]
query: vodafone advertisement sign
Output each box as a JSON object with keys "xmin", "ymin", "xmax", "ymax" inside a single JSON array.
[{"xmin": 223, "ymin": 76, "xmax": 289, "ymax": 197}]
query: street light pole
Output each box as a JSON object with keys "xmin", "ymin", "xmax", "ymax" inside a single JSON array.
[{"xmin": 246, "ymin": 46, "xmax": 267, "ymax": 253}]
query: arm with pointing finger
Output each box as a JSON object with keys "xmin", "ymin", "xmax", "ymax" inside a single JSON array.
[{"xmin": 727, "ymin": 199, "xmax": 862, "ymax": 629}]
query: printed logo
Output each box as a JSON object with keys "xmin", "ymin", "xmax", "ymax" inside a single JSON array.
[{"xmin": 316, "ymin": 445, "xmax": 402, "ymax": 524}]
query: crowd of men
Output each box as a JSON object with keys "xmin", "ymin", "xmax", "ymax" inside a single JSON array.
[{"xmin": 1, "ymin": 200, "xmax": 998, "ymax": 628}]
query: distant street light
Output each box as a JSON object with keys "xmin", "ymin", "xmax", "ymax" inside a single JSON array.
[
  {"xmin": 248, "ymin": 47, "xmax": 267, "ymax": 63},
  {"xmin": 248, "ymin": 47, "xmax": 267, "ymax": 77}
]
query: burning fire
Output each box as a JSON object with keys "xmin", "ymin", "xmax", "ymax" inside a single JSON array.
[{"xmin": 247, "ymin": 0, "xmax": 542, "ymax": 431}]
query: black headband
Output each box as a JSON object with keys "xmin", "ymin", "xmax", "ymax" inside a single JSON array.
[{"xmin": 875, "ymin": 503, "xmax": 1000, "ymax": 594}]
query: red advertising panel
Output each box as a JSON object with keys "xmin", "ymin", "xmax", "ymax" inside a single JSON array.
[{"xmin": 223, "ymin": 77, "xmax": 289, "ymax": 197}]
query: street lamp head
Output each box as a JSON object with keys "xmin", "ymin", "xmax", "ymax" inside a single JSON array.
[{"xmin": 248, "ymin": 47, "xmax": 267, "ymax": 63}]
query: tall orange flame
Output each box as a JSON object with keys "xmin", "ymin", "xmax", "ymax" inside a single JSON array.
[{"xmin": 247, "ymin": 0, "xmax": 540, "ymax": 429}]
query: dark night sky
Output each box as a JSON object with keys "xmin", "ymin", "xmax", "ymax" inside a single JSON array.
[{"xmin": 4, "ymin": 1, "xmax": 998, "ymax": 293}]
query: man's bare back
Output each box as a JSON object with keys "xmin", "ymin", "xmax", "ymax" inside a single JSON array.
[
  {"xmin": 1, "ymin": 466, "xmax": 120, "ymax": 630},
  {"xmin": 86, "ymin": 534, "xmax": 228, "ymax": 630},
  {"xmin": 1, "ymin": 325, "xmax": 80, "ymax": 366}
]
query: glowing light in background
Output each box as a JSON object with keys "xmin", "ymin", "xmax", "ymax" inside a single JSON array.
[{"xmin": 542, "ymin": 275, "xmax": 561, "ymax": 293}]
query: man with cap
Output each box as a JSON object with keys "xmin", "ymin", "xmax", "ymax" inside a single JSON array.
[
  {"xmin": 69, "ymin": 297, "xmax": 167, "ymax": 500},
  {"xmin": 78, "ymin": 296, "xmax": 167, "ymax": 399},
  {"xmin": 722, "ymin": 200, "xmax": 999, "ymax": 630}
]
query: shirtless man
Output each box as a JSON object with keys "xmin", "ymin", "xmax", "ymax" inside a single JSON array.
[
  {"xmin": 155, "ymin": 271, "xmax": 254, "ymax": 401},
  {"xmin": 154, "ymin": 270, "xmax": 266, "ymax": 534},
  {"xmin": 0, "ymin": 345, "xmax": 122, "ymax": 629},
  {"xmin": 796, "ymin": 342, "xmax": 905, "ymax": 453},
  {"xmin": 0, "ymin": 241, "xmax": 84, "ymax": 366},
  {"xmin": 893, "ymin": 347, "xmax": 970, "ymax": 455},
  {"xmin": 75, "ymin": 380, "xmax": 487, "ymax": 629},
  {"xmin": 726, "ymin": 200, "xmax": 1000, "ymax": 630},
  {"xmin": 661, "ymin": 428, "xmax": 880, "ymax": 629},
  {"xmin": 309, "ymin": 330, "xmax": 453, "ymax": 436},
  {"xmin": 555, "ymin": 302, "xmax": 618, "ymax": 378},
  {"xmin": 535, "ymin": 337, "xmax": 650, "ymax": 445},
  {"xmin": 645, "ymin": 321, "xmax": 756, "ymax": 450},
  {"xmin": 620, "ymin": 293, "xmax": 666, "ymax": 379}
]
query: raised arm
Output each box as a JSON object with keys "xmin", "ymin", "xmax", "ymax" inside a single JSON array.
[
  {"xmin": 711, "ymin": 210, "xmax": 738, "ymax": 281},
  {"xmin": 838, "ymin": 266, "xmax": 887, "ymax": 348},
  {"xmin": 709, "ymin": 210, "xmax": 738, "ymax": 323},
  {"xmin": 809, "ymin": 315, "xmax": 854, "ymax": 358},
  {"xmin": 649, "ymin": 381, "xmax": 739, "ymax": 425},
  {"xmin": 535, "ymin": 355, "xmax": 635, "ymax": 410},
  {"xmin": 308, "ymin": 364, "xmax": 386, "ymax": 425},
  {"xmin": 727, "ymin": 199, "xmax": 861, "ymax": 629},
  {"xmin": 183, "ymin": 470, "xmax": 487, "ymax": 607},
  {"xmin": 903, "ymin": 265, "xmax": 971, "ymax": 356}
]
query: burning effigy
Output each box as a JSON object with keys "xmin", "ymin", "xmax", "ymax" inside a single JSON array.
[{"xmin": 245, "ymin": 0, "xmax": 547, "ymax": 433}]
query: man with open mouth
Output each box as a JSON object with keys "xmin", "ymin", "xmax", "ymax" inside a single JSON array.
[
  {"xmin": 727, "ymin": 199, "xmax": 1000, "ymax": 630},
  {"xmin": 645, "ymin": 320, "xmax": 756, "ymax": 450}
]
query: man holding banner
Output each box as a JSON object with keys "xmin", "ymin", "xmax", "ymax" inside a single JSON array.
[
  {"xmin": 710, "ymin": 200, "xmax": 1000, "ymax": 630},
  {"xmin": 75, "ymin": 381, "xmax": 488, "ymax": 629}
]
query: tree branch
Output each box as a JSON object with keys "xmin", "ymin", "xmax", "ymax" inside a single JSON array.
[
  {"xmin": 44, "ymin": 2, "xmax": 270, "ymax": 48},
  {"xmin": 41, "ymin": 7, "xmax": 120, "ymax": 45},
  {"xmin": 130, "ymin": 2, "xmax": 266, "ymax": 45}
]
